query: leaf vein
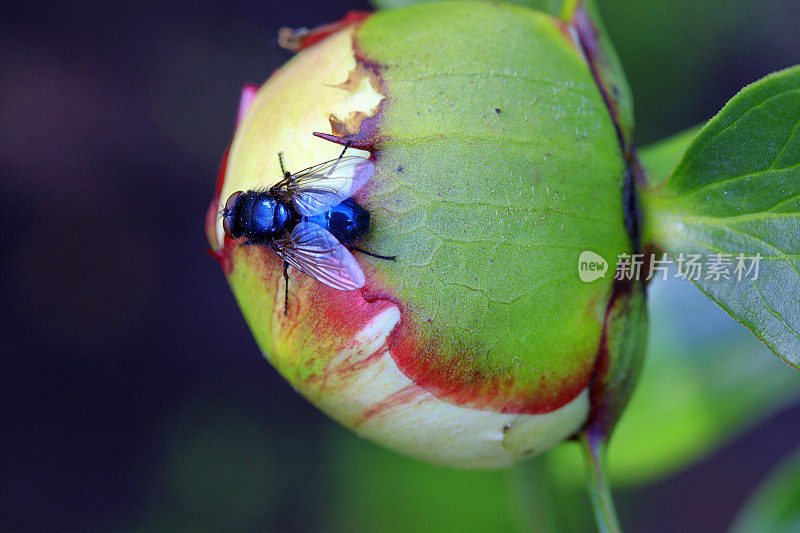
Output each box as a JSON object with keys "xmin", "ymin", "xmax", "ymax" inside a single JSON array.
[
  {"xmin": 389, "ymin": 72, "xmax": 594, "ymax": 95},
  {"xmin": 755, "ymin": 279, "xmax": 800, "ymax": 341},
  {"xmin": 390, "ymin": 133, "xmax": 543, "ymax": 147},
  {"xmin": 680, "ymin": 217, "xmax": 800, "ymax": 276},
  {"xmin": 767, "ymin": 192, "xmax": 800, "ymax": 213},
  {"xmin": 680, "ymin": 160, "xmax": 800, "ymax": 197},
  {"xmin": 770, "ymin": 116, "xmax": 800, "ymax": 168},
  {"xmin": 677, "ymin": 210, "xmax": 799, "ymax": 224}
]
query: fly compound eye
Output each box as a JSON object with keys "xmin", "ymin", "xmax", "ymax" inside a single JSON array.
[{"xmin": 222, "ymin": 191, "xmax": 243, "ymax": 239}]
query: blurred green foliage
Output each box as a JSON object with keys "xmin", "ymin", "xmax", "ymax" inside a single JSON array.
[
  {"xmin": 548, "ymin": 276, "xmax": 800, "ymax": 487},
  {"xmin": 638, "ymin": 125, "xmax": 702, "ymax": 187},
  {"xmin": 731, "ymin": 448, "xmax": 800, "ymax": 533},
  {"xmin": 119, "ymin": 400, "xmax": 292, "ymax": 531},
  {"xmin": 319, "ymin": 426, "xmax": 598, "ymax": 533},
  {"xmin": 321, "ymin": 427, "xmax": 527, "ymax": 532}
]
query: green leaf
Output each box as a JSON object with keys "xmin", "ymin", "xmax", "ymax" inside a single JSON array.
[
  {"xmin": 638, "ymin": 124, "xmax": 703, "ymax": 187},
  {"xmin": 546, "ymin": 276, "xmax": 800, "ymax": 487},
  {"xmin": 731, "ymin": 448, "xmax": 800, "ymax": 533},
  {"xmin": 641, "ymin": 65, "xmax": 800, "ymax": 369}
]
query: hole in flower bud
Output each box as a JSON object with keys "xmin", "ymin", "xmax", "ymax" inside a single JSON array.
[{"xmin": 327, "ymin": 62, "xmax": 384, "ymax": 138}]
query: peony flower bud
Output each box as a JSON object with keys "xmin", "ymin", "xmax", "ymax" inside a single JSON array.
[{"xmin": 207, "ymin": 1, "xmax": 646, "ymax": 469}]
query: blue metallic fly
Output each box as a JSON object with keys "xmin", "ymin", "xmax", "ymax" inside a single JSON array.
[{"xmin": 221, "ymin": 144, "xmax": 394, "ymax": 313}]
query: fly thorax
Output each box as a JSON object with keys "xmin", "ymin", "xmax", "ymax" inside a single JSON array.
[
  {"xmin": 273, "ymin": 202, "xmax": 291, "ymax": 235},
  {"xmin": 249, "ymin": 194, "xmax": 285, "ymax": 237}
]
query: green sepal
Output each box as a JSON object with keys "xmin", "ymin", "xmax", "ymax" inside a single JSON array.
[{"xmin": 642, "ymin": 65, "xmax": 800, "ymax": 369}]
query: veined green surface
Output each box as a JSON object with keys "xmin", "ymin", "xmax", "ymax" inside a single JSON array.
[
  {"xmin": 642, "ymin": 65, "xmax": 800, "ymax": 369},
  {"xmin": 370, "ymin": 0, "xmax": 563, "ymax": 14},
  {"xmin": 356, "ymin": 1, "xmax": 629, "ymax": 403},
  {"xmin": 562, "ymin": 0, "xmax": 634, "ymax": 148}
]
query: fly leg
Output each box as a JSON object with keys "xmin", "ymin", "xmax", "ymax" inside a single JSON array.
[
  {"xmin": 273, "ymin": 152, "xmax": 295, "ymax": 193},
  {"xmin": 350, "ymin": 247, "xmax": 397, "ymax": 261},
  {"xmin": 338, "ymin": 140, "xmax": 352, "ymax": 159},
  {"xmin": 329, "ymin": 140, "xmax": 353, "ymax": 175},
  {"xmin": 278, "ymin": 152, "xmax": 291, "ymax": 180},
  {"xmin": 283, "ymin": 261, "xmax": 290, "ymax": 315}
]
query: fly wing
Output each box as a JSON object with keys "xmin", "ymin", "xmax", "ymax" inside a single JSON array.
[
  {"xmin": 274, "ymin": 221, "xmax": 365, "ymax": 290},
  {"xmin": 287, "ymin": 156, "xmax": 374, "ymax": 216}
]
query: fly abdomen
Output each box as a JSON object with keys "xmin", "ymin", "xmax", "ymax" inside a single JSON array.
[{"xmin": 305, "ymin": 198, "xmax": 369, "ymax": 245}]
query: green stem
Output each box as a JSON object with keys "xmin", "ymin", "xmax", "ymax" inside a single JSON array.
[
  {"xmin": 579, "ymin": 431, "xmax": 621, "ymax": 533},
  {"xmin": 513, "ymin": 456, "xmax": 559, "ymax": 533}
]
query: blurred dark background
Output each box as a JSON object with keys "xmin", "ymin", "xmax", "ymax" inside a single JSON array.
[{"xmin": 2, "ymin": 0, "xmax": 799, "ymax": 531}]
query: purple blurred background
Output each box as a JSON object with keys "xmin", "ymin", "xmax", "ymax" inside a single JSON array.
[{"xmin": 2, "ymin": 0, "xmax": 798, "ymax": 531}]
